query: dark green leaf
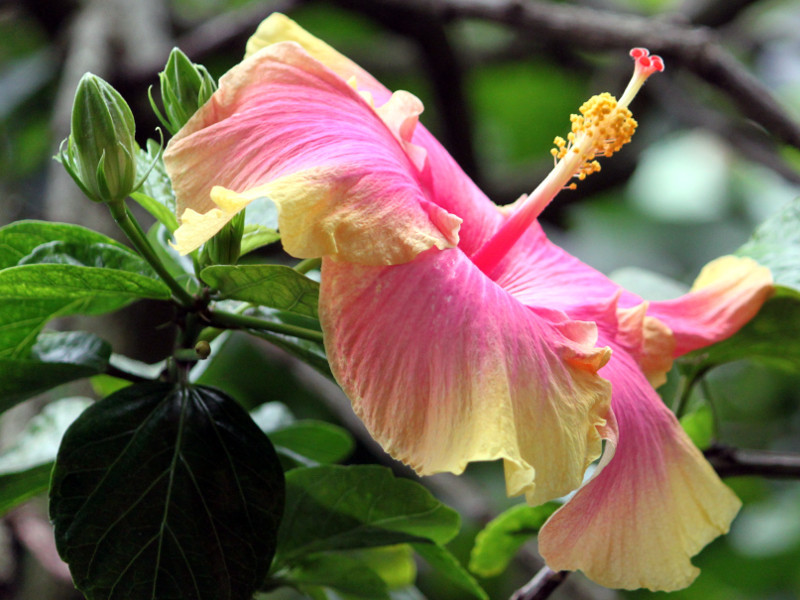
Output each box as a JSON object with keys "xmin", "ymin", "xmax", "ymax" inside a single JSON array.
[
  {"xmin": 0, "ymin": 332, "xmax": 110, "ymax": 411},
  {"xmin": 412, "ymin": 543, "xmax": 487, "ymax": 600},
  {"xmin": 0, "ymin": 397, "xmax": 91, "ymax": 515},
  {"xmin": 286, "ymin": 554, "xmax": 390, "ymax": 599},
  {"xmin": 50, "ymin": 382, "xmax": 285, "ymax": 600},
  {"xmin": 0, "ymin": 220, "xmax": 133, "ymax": 269},
  {"xmin": 469, "ymin": 502, "xmax": 560, "ymax": 577},
  {"xmin": 277, "ymin": 465, "xmax": 460, "ymax": 562},
  {"xmin": 270, "ymin": 421, "xmax": 355, "ymax": 466},
  {"xmin": 201, "ymin": 265, "xmax": 319, "ymax": 318},
  {"xmin": 737, "ymin": 197, "xmax": 800, "ymax": 290},
  {"xmin": 681, "ymin": 287, "xmax": 800, "ymax": 372}
]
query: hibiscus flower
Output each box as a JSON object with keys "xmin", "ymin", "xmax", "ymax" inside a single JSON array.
[{"xmin": 164, "ymin": 14, "xmax": 773, "ymax": 591}]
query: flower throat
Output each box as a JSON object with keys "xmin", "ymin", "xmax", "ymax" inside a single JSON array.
[{"xmin": 471, "ymin": 48, "xmax": 664, "ymax": 277}]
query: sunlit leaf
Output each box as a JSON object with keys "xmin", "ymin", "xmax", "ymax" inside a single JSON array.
[
  {"xmin": 469, "ymin": 502, "xmax": 560, "ymax": 577},
  {"xmin": 737, "ymin": 197, "xmax": 800, "ymax": 290}
]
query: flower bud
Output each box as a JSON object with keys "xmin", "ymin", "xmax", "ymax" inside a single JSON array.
[
  {"xmin": 60, "ymin": 73, "xmax": 139, "ymax": 203},
  {"xmin": 200, "ymin": 209, "xmax": 245, "ymax": 267},
  {"xmin": 152, "ymin": 48, "xmax": 217, "ymax": 135}
]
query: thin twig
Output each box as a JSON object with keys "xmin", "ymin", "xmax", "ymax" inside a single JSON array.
[
  {"xmin": 510, "ymin": 567, "xmax": 569, "ymax": 600},
  {"xmin": 706, "ymin": 444, "xmax": 800, "ymax": 479},
  {"xmin": 356, "ymin": 0, "xmax": 800, "ymax": 151}
]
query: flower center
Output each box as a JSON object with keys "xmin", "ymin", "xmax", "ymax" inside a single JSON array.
[{"xmin": 471, "ymin": 48, "xmax": 664, "ymax": 277}]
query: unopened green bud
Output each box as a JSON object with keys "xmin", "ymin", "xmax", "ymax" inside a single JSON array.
[
  {"xmin": 151, "ymin": 48, "xmax": 217, "ymax": 135},
  {"xmin": 200, "ymin": 210, "xmax": 245, "ymax": 267},
  {"xmin": 59, "ymin": 73, "xmax": 138, "ymax": 203}
]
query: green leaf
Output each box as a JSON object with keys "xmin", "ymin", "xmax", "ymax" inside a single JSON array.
[
  {"xmin": 146, "ymin": 223, "xmax": 200, "ymax": 294},
  {"xmin": 201, "ymin": 265, "xmax": 319, "ymax": 318},
  {"xmin": 50, "ymin": 382, "xmax": 285, "ymax": 600},
  {"xmin": 135, "ymin": 139, "xmax": 178, "ymax": 231},
  {"xmin": 681, "ymin": 287, "xmax": 800, "ymax": 372},
  {"xmin": 241, "ymin": 225, "xmax": 281, "ymax": 256},
  {"xmin": 0, "ymin": 263, "xmax": 170, "ymax": 355},
  {"xmin": 0, "ymin": 263, "xmax": 170, "ymax": 302},
  {"xmin": 285, "ymin": 554, "xmax": 390, "ymax": 599},
  {"xmin": 19, "ymin": 240, "xmax": 154, "ymax": 276},
  {"xmin": 0, "ymin": 220, "xmax": 135, "ymax": 269},
  {"xmin": 0, "ymin": 397, "xmax": 91, "ymax": 515},
  {"xmin": 131, "ymin": 191, "xmax": 179, "ymax": 233},
  {"xmin": 469, "ymin": 503, "xmax": 560, "ymax": 578},
  {"xmin": 0, "ymin": 332, "xmax": 111, "ymax": 411},
  {"xmin": 276, "ymin": 465, "xmax": 460, "ymax": 562},
  {"xmin": 680, "ymin": 405, "xmax": 714, "ymax": 450},
  {"xmin": 270, "ymin": 421, "xmax": 355, "ymax": 467},
  {"xmin": 0, "ymin": 463, "xmax": 53, "ymax": 514},
  {"xmin": 412, "ymin": 543, "xmax": 487, "ymax": 600},
  {"xmin": 737, "ymin": 197, "xmax": 800, "ymax": 290}
]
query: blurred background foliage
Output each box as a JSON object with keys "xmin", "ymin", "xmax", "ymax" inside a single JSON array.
[{"xmin": 1, "ymin": 0, "xmax": 800, "ymax": 599}]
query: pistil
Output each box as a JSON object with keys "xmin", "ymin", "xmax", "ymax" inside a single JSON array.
[{"xmin": 471, "ymin": 48, "xmax": 664, "ymax": 277}]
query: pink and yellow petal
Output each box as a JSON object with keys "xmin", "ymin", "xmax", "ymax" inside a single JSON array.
[
  {"xmin": 320, "ymin": 248, "xmax": 613, "ymax": 506},
  {"xmin": 539, "ymin": 350, "xmax": 740, "ymax": 591},
  {"xmin": 244, "ymin": 13, "xmax": 505, "ymax": 253},
  {"xmin": 648, "ymin": 255, "xmax": 773, "ymax": 356},
  {"xmin": 165, "ymin": 41, "xmax": 460, "ymax": 263}
]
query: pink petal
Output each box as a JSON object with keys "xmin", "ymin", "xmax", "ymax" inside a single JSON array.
[
  {"xmin": 164, "ymin": 42, "xmax": 461, "ymax": 264},
  {"xmin": 320, "ymin": 249, "xmax": 613, "ymax": 506},
  {"xmin": 538, "ymin": 347, "xmax": 741, "ymax": 591},
  {"xmin": 647, "ymin": 256, "xmax": 773, "ymax": 356},
  {"xmin": 243, "ymin": 12, "xmax": 503, "ymax": 255}
]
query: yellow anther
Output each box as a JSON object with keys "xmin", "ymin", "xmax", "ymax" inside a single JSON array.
[{"xmin": 550, "ymin": 91, "xmax": 637, "ymax": 188}]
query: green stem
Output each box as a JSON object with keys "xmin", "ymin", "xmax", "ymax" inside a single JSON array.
[
  {"xmin": 107, "ymin": 200, "xmax": 195, "ymax": 308},
  {"xmin": 207, "ymin": 308, "xmax": 325, "ymax": 343},
  {"xmin": 294, "ymin": 257, "xmax": 322, "ymax": 274},
  {"xmin": 672, "ymin": 367, "xmax": 709, "ymax": 418}
]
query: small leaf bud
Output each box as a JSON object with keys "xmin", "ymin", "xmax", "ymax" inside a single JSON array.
[
  {"xmin": 60, "ymin": 73, "xmax": 139, "ymax": 203},
  {"xmin": 152, "ymin": 48, "xmax": 217, "ymax": 135}
]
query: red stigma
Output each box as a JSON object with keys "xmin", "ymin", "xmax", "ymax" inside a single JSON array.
[{"xmin": 629, "ymin": 47, "xmax": 665, "ymax": 74}]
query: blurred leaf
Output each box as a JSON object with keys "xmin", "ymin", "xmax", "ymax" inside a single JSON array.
[
  {"xmin": 0, "ymin": 463, "xmax": 53, "ymax": 515},
  {"xmin": 285, "ymin": 554, "xmax": 390, "ymax": 599},
  {"xmin": 681, "ymin": 287, "xmax": 800, "ymax": 372},
  {"xmin": 276, "ymin": 465, "xmax": 460, "ymax": 562},
  {"xmin": 0, "ymin": 397, "xmax": 91, "ymax": 514},
  {"xmin": 609, "ymin": 266, "xmax": 689, "ymax": 300},
  {"xmin": 251, "ymin": 401, "xmax": 296, "ymax": 432},
  {"xmin": 0, "ymin": 220, "xmax": 136, "ymax": 269},
  {"xmin": 202, "ymin": 264, "xmax": 319, "ymax": 318},
  {"xmin": 412, "ymin": 543, "xmax": 487, "ymax": 600},
  {"xmin": 350, "ymin": 545, "xmax": 416, "ymax": 590},
  {"xmin": 0, "ymin": 332, "xmax": 110, "ymax": 412},
  {"xmin": 680, "ymin": 404, "xmax": 715, "ymax": 450},
  {"xmin": 737, "ymin": 196, "xmax": 800, "ymax": 290},
  {"xmin": 469, "ymin": 502, "xmax": 560, "ymax": 577},
  {"xmin": 50, "ymin": 382, "xmax": 285, "ymax": 600},
  {"xmin": 270, "ymin": 421, "xmax": 355, "ymax": 467}
]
